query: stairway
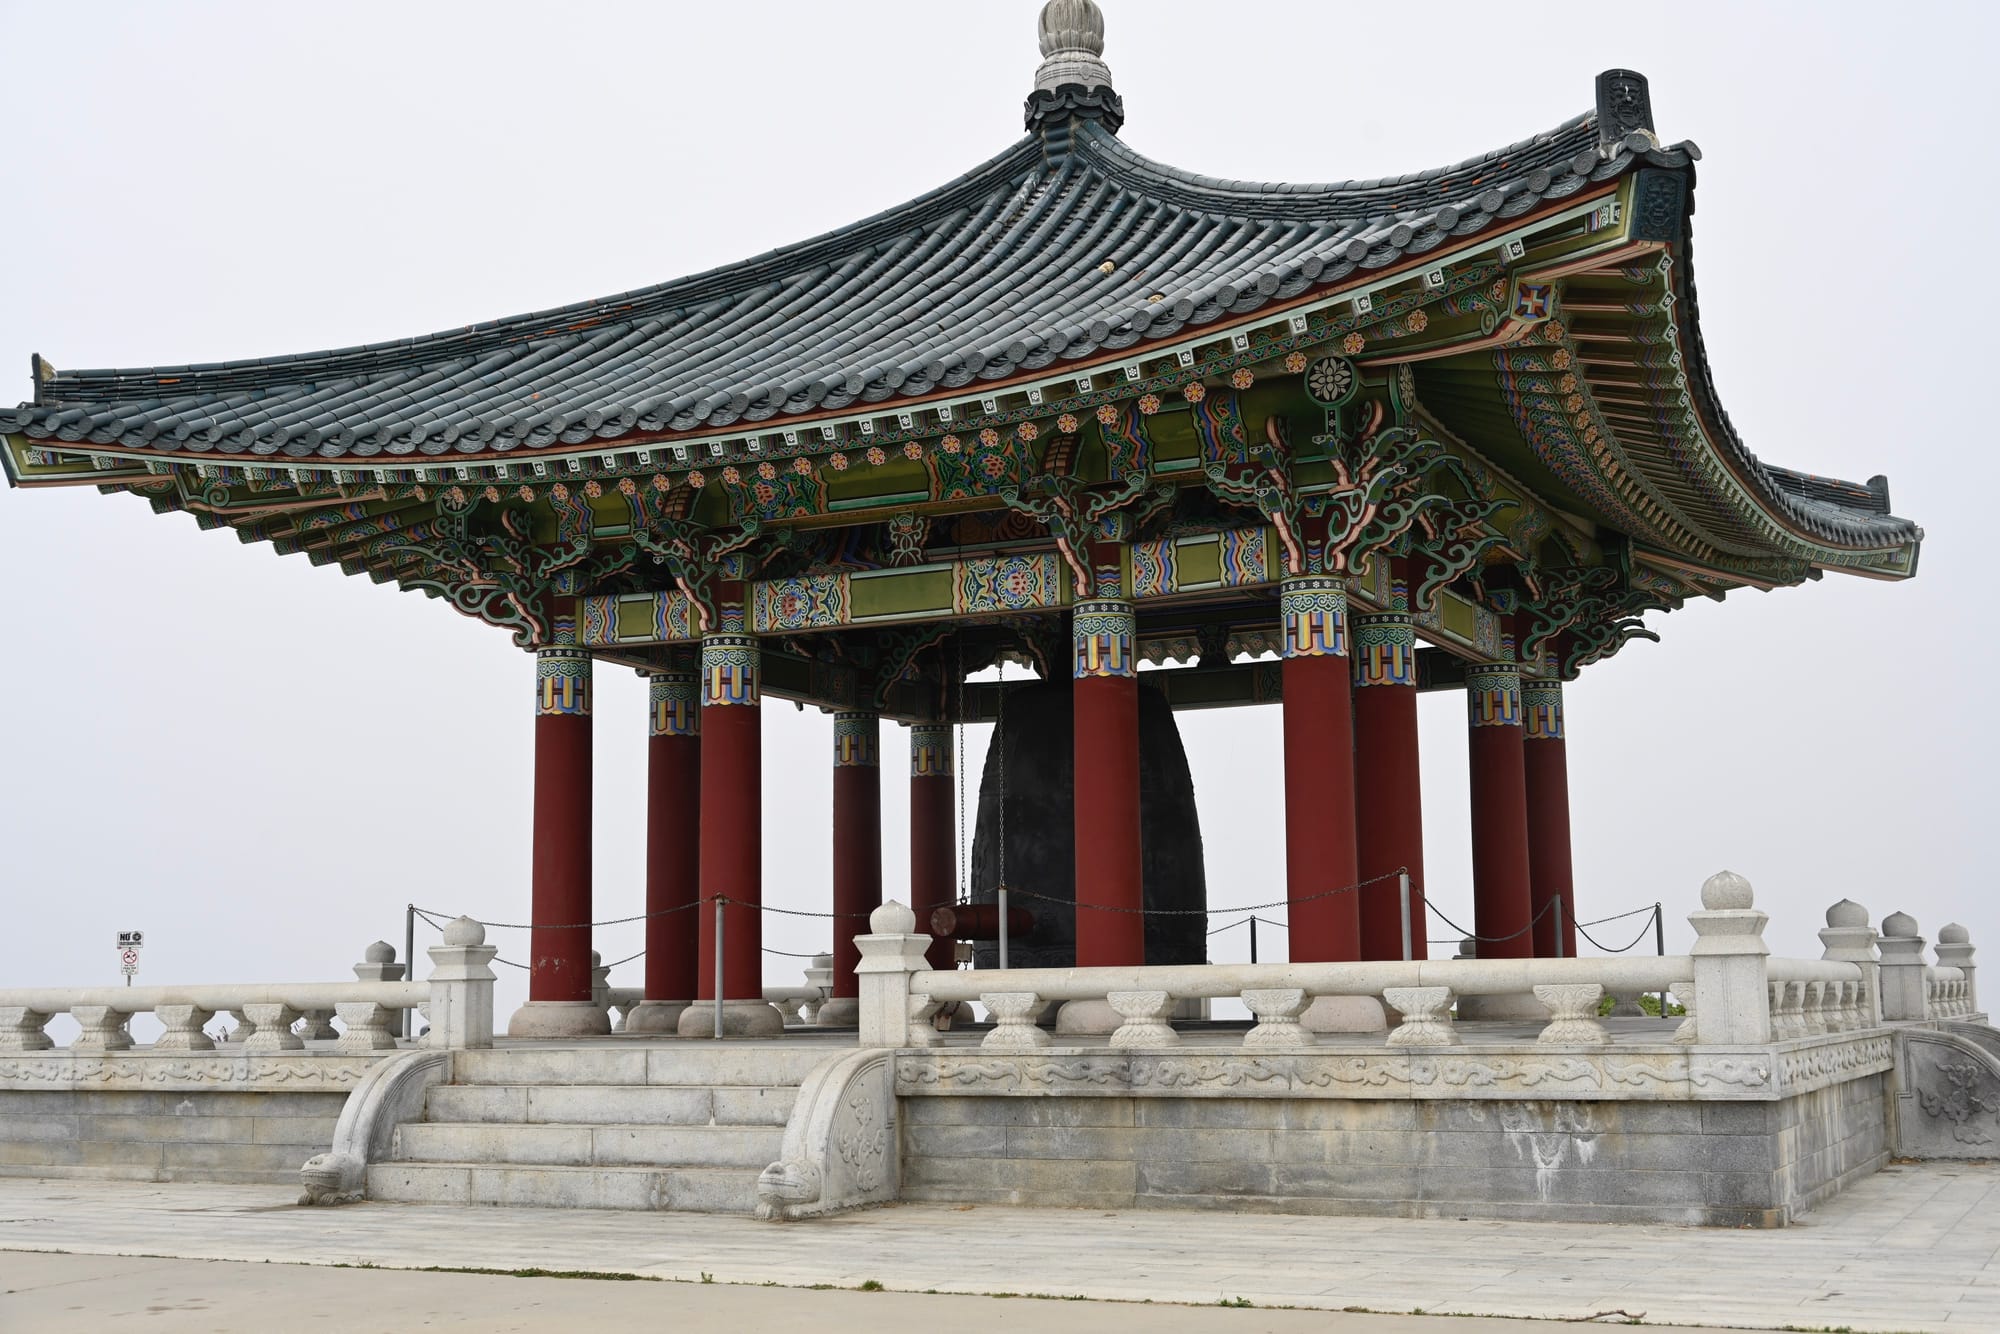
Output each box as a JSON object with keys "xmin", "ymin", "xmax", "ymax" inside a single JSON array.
[{"xmin": 367, "ymin": 1045, "xmax": 830, "ymax": 1212}]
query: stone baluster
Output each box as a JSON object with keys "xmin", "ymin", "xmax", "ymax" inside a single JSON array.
[
  {"xmin": 1670, "ymin": 979, "xmax": 1697, "ymax": 1044},
  {"xmin": 1383, "ymin": 987, "xmax": 1455, "ymax": 1047},
  {"xmin": 1877, "ymin": 912, "xmax": 1929, "ymax": 1021},
  {"xmin": 1241, "ymin": 989, "xmax": 1313, "ymax": 1048},
  {"xmin": 1532, "ymin": 984, "xmax": 1608, "ymax": 1046},
  {"xmin": 70, "ymin": 1005, "xmax": 135, "ymax": 1052},
  {"xmin": 152, "ymin": 1005, "xmax": 216, "ymax": 1052},
  {"xmin": 1819, "ymin": 899, "xmax": 1881, "ymax": 1028},
  {"xmin": 426, "ymin": 916, "xmax": 500, "ymax": 1050},
  {"xmin": 980, "ymin": 993, "xmax": 1051, "ymax": 1050},
  {"xmin": 352, "ymin": 941, "xmax": 408, "ymax": 1037},
  {"xmin": 904, "ymin": 993, "xmax": 946, "ymax": 1049},
  {"xmin": 0, "ymin": 1007, "xmax": 53, "ymax": 1052},
  {"xmin": 853, "ymin": 902, "xmax": 931, "ymax": 1048},
  {"xmin": 1106, "ymin": 991, "xmax": 1177, "ymax": 1049},
  {"xmin": 241, "ymin": 1004, "xmax": 304, "ymax": 1053},
  {"xmin": 1802, "ymin": 981, "xmax": 1829, "ymax": 1036},
  {"xmin": 333, "ymin": 1002, "xmax": 399, "ymax": 1054},
  {"xmin": 225, "ymin": 1010, "xmax": 257, "ymax": 1045},
  {"xmin": 298, "ymin": 1009, "xmax": 338, "ymax": 1042},
  {"xmin": 802, "ymin": 953, "xmax": 834, "ymax": 1025},
  {"xmin": 1936, "ymin": 924, "xmax": 1977, "ymax": 1016},
  {"xmin": 1688, "ymin": 870, "xmax": 1771, "ymax": 1045}
]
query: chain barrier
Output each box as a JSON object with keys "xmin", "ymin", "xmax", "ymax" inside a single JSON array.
[
  {"xmin": 409, "ymin": 900, "xmax": 699, "ymax": 931},
  {"xmin": 1206, "ymin": 914, "xmax": 1289, "ymax": 936},
  {"xmin": 1421, "ymin": 894, "xmax": 1559, "ymax": 945},
  {"xmin": 1003, "ymin": 866, "xmax": 1408, "ymax": 917},
  {"xmin": 1576, "ymin": 906, "xmax": 1663, "ymax": 955},
  {"xmin": 1577, "ymin": 904, "xmax": 1660, "ymax": 929}
]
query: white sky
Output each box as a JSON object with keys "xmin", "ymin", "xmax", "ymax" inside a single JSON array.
[{"xmin": 1, "ymin": 0, "xmax": 1990, "ymax": 1024}]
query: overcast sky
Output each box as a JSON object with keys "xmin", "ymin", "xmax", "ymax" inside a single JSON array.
[{"xmin": 1, "ymin": 0, "xmax": 1989, "ymax": 1023}]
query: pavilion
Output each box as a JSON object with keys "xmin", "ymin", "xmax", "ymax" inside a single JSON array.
[{"xmin": 1, "ymin": 0, "xmax": 1921, "ymax": 1043}]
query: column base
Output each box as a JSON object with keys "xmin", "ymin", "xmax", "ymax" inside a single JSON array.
[
  {"xmin": 1054, "ymin": 999, "xmax": 1121, "ymax": 1036},
  {"xmin": 621, "ymin": 1001, "xmax": 692, "ymax": 1035},
  {"xmin": 1300, "ymin": 996, "xmax": 1389, "ymax": 1034},
  {"xmin": 675, "ymin": 1000, "xmax": 787, "ymax": 1039},
  {"xmin": 813, "ymin": 998, "xmax": 859, "ymax": 1028},
  {"xmin": 1456, "ymin": 992, "xmax": 1550, "ymax": 1022},
  {"xmin": 506, "ymin": 1001, "xmax": 613, "ymax": 1039}
]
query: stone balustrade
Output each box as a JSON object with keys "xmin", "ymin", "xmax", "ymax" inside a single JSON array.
[
  {"xmin": 853, "ymin": 875, "xmax": 1983, "ymax": 1051},
  {"xmin": 0, "ymin": 919, "xmax": 498, "ymax": 1055}
]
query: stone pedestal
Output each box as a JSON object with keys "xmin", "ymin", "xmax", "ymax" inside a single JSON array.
[
  {"xmin": 1300, "ymin": 995, "xmax": 1391, "ymax": 1032},
  {"xmin": 622, "ymin": 1001, "xmax": 691, "ymax": 1034},
  {"xmin": 1054, "ymin": 998, "xmax": 1121, "ymax": 1035},
  {"xmin": 814, "ymin": 998, "xmax": 860, "ymax": 1027},
  {"xmin": 675, "ymin": 999, "xmax": 786, "ymax": 1038},
  {"xmin": 506, "ymin": 1000, "xmax": 611, "ymax": 1039}
]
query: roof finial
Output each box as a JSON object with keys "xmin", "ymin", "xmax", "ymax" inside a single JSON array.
[{"xmin": 1026, "ymin": 0, "xmax": 1124, "ymax": 136}]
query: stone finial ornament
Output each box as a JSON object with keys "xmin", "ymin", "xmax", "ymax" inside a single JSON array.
[
  {"xmin": 363, "ymin": 941, "xmax": 396, "ymax": 964},
  {"xmin": 870, "ymin": 900, "xmax": 917, "ymax": 935},
  {"xmin": 1035, "ymin": 0, "xmax": 1112, "ymax": 92},
  {"xmin": 1701, "ymin": 869, "xmax": 1754, "ymax": 911},
  {"xmin": 1026, "ymin": 0, "xmax": 1124, "ymax": 134},
  {"xmin": 442, "ymin": 915, "xmax": 486, "ymax": 947},
  {"xmin": 1940, "ymin": 923, "xmax": 1971, "ymax": 944},
  {"xmin": 1882, "ymin": 911, "xmax": 1919, "ymax": 939},
  {"xmin": 1825, "ymin": 899, "xmax": 1869, "ymax": 929}
]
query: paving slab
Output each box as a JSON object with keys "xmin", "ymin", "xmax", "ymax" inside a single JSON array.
[{"xmin": 0, "ymin": 1164, "xmax": 1994, "ymax": 1330}]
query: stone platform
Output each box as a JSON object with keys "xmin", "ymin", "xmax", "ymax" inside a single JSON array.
[{"xmin": 2, "ymin": 1163, "xmax": 1995, "ymax": 1330}]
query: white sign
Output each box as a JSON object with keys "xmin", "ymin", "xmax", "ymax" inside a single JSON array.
[
  {"xmin": 120, "ymin": 948, "xmax": 140, "ymax": 968},
  {"xmin": 120, "ymin": 963, "xmax": 139, "ymax": 976},
  {"xmin": 117, "ymin": 931, "xmax": 144, "ymax": 950}
]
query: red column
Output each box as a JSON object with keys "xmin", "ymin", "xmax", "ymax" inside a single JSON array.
[
  {"xmin": 508, "ymin": 630, "xmax": 610, "ymax": 1038},
  {"xmin": 826, "ymin": 711, "xmax": 881, "ymax": 1017},
  {"xmin": 1282, "ymin": 576, "xmax": 1361, "ymax": 962},
  {"xmin": 908, "ymin": 723, "xmax": 957, "ymax": 971},
  {"xmin": 1523, "ymin": 680, "xmax": 1577, "ymax": 958},
  {"xmin": 636, "ymin": 666, "xmax": 699, "ymax": 1025},
  {"xmin": 681, "ymin": 600, "xmax": 779, "ymax": 1036},
  {"xmin": 1352, "ymin": 567, "xmax": 1426, "ymax": 961},
  {"xmin": 1073, "ymin": 598, "xmax": 1145, "ymax": 966},
  {"xmin": 528, "ymin": 645, "xmax": 593, "ymax": 1002},
  {"xmin": 1467, "ymin": 664, "xmax": 1534, "ymax": 959}
]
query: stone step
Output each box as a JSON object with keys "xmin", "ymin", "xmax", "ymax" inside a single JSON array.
[
  {"xmin": 452, "ymin": 1046, "xmax": 831, "ymax": 1088},
  {"xmin": 425, "ymin": 1082, "xmax": 797, "ymax": 1128},
  {"xmin": 365, "ymin": 1160, "xmax": 760, "ymax": 1213},
  {"xmin": 393, "ymin": 1122, "xmax": 783, "ymax": 1170}
]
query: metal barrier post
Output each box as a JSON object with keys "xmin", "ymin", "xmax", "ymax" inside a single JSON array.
[
  {"xmin": 404, "ymin": 904, "xmax": 416, "ymax": 1039},
  {"xmin": 1398, "ymin": 871, "xmax": 1413, "ymax": 962},
  {"xmin": 1552, "ymin": 897, "xmax": 1565, "ymax": 959},
  {"xmin": 713, "ymin": 896, "xmax": 725, "ymax": 1041},
  {"xmin": 1250, "ymin": 916, "xmax": 1258, "ymax": 965},
  {"xmin": 997, "ymin": 884, "xmax": 1010, "ymax": 970},
  {"xmin": 1655, "ymin": 902, "xmax": 1668, "ymax": 1019}
]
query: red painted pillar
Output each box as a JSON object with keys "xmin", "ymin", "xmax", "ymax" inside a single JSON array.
[
  {"xmin": 508, "ymin": 625, "xmax": 610, "ymax": 1037},
  {"xmin": 822, "ymin": 711, "xmax": 881, "ymax": 1023},
  {"xmin": 1352, "ymin": 567, "xmax": 1426, "ymax": 961},
  {"xmin": 680, "ymin": 600, "xmax": 780, "ymax": 1036},
  {"xmin": 1523, "ymin": 680, "xmax": 1577, "ymax": 958},
  {"xmin": 1072, "ymin": 596, "xmax": 1145, "ymax": 966},
  {"xmin": 628, "ymin": 664, "xmax": 699, "ymax": 1033},
  {"xmin": 908, "ymin": 723, "xmax": 957, "ymax": 971},
  {"xmin": 1282, "ymin": 576, "xmax": 1361, "ymax": 962},
  {"xmin": 1467, "ymin": 663, "xmax": 1534, "ymax": 959}
]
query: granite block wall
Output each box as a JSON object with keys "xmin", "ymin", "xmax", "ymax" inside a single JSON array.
[
  {"xmin": 0, "ymin": 1088, "xmax": 344, "ymax": 1184},
  {"xmin": 901, "ymin": 1079, "xmax": 1891, "ymax": 1227}
]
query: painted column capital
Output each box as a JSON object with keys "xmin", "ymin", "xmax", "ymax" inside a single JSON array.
[
  {"xmin": 1521, "ymin": 679, "xmax": 1564, "ymax": 740},
  {"xmin": 1280, "ymin": 576, "xmax": 1348, "ymax": 658},
  {"xmin": 536, "ymin": 645, "xmax": 592, "ymax": 717},
  {"xmin": 649, "ymin": 669, "xmax": 699, "ymax": 737},
  {"xmin": 700, "ymin": 603, "xmax": 758, "ymax": 707},
  {"xmin": 833, "ymin": 711, "xmax": 881, "ymax": 767},
  {"xmin": 1465, "ymin": 663, "xmax": 1522, "ymax": 729},
  {"xmin": 1072, "ymin": 599, "xmax": 1136, "ymax": 678},
  {"xmin": 1352, "ymin": 608, "xmax": 1415, "ymax": 687},
  {"xmin": 910, "ymin": 722, "xmax": 953, "ymax": 777}
]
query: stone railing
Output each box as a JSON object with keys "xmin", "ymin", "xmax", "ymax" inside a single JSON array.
[
  {"xmin": 602, "ymin": 983, "xmax": 825, "ymax": 1029},
  {"xmin": 0, "ymin": 917, "xmax": 499, "ymax": 1054},
  {"xmin": 854, "ymin": 872, "xmax": 1982, "ymax": 1050}
]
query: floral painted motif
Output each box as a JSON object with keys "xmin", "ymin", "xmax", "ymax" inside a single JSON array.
[
  {"xmin": 829, "ymin": 452, "xmax": 849, "ymax": 470},
  {"xmin": 1182, "ymin": 381, "xmax": 1206, "ymax": 403},
  {"xmin": 1284, "ymin": 351, "xmax": 1308, "ymax": 374},
  {"xmin": 903, "ymin": 441, "xmax": 924, "ymax": 460},
  {"xmin": 688, "ymin": 470, "xmax": 706, "ymax": 488},
  {"xmin": 1138, "ymin": 393, "xmax": 1162, "ymax": 415},
  {"xmin": 979, "ymin": 427, "xmax": 1000, "ymax": 448},
  {"xmin": 1404, "ymin": 310, "xmax": 1429, "ymax": 333},
  {"xmin": 1095, "ymin": 404, "xmax": 1120, "ymax": 426},
  {"xmin": 582, "ymin": 479, "xmax": 603, "ymax": 498},
  {"xmin": 792, "ymin": 456, "xmax": 814, "ymax": 475},
  {"xmin": 1017, "ymin": 422, "xmax": 1038, "ymax": 441},
  {"xmin": 1342, "ymin": 333, "xmax": 1366, "ymax": 355},
  {"xmin": 866, "ymin": 445, "xmax": 886, "ymax": 466},
  {"xmin": 941, "ymin": 435, "xmax": 962, "ymax": 454},
  {"xmin": 1230, "ymin": 368, "xmax": 1255, "ymax": 390},
  {"xmin": 722, "ymin": 466, "xmax": 741, "ymax": 485},
  {"xmin": 757, "ymin": 460, "xmax": 777, "ymax": 480},
  {"xmin": 1057, "ymin": 413, "xmax": 1079, "ymax": 434}
]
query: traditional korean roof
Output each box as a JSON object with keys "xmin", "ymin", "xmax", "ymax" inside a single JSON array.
[{"xmin": 0, "ymin": 0, "xmax": 1920, "ymax": 694}]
